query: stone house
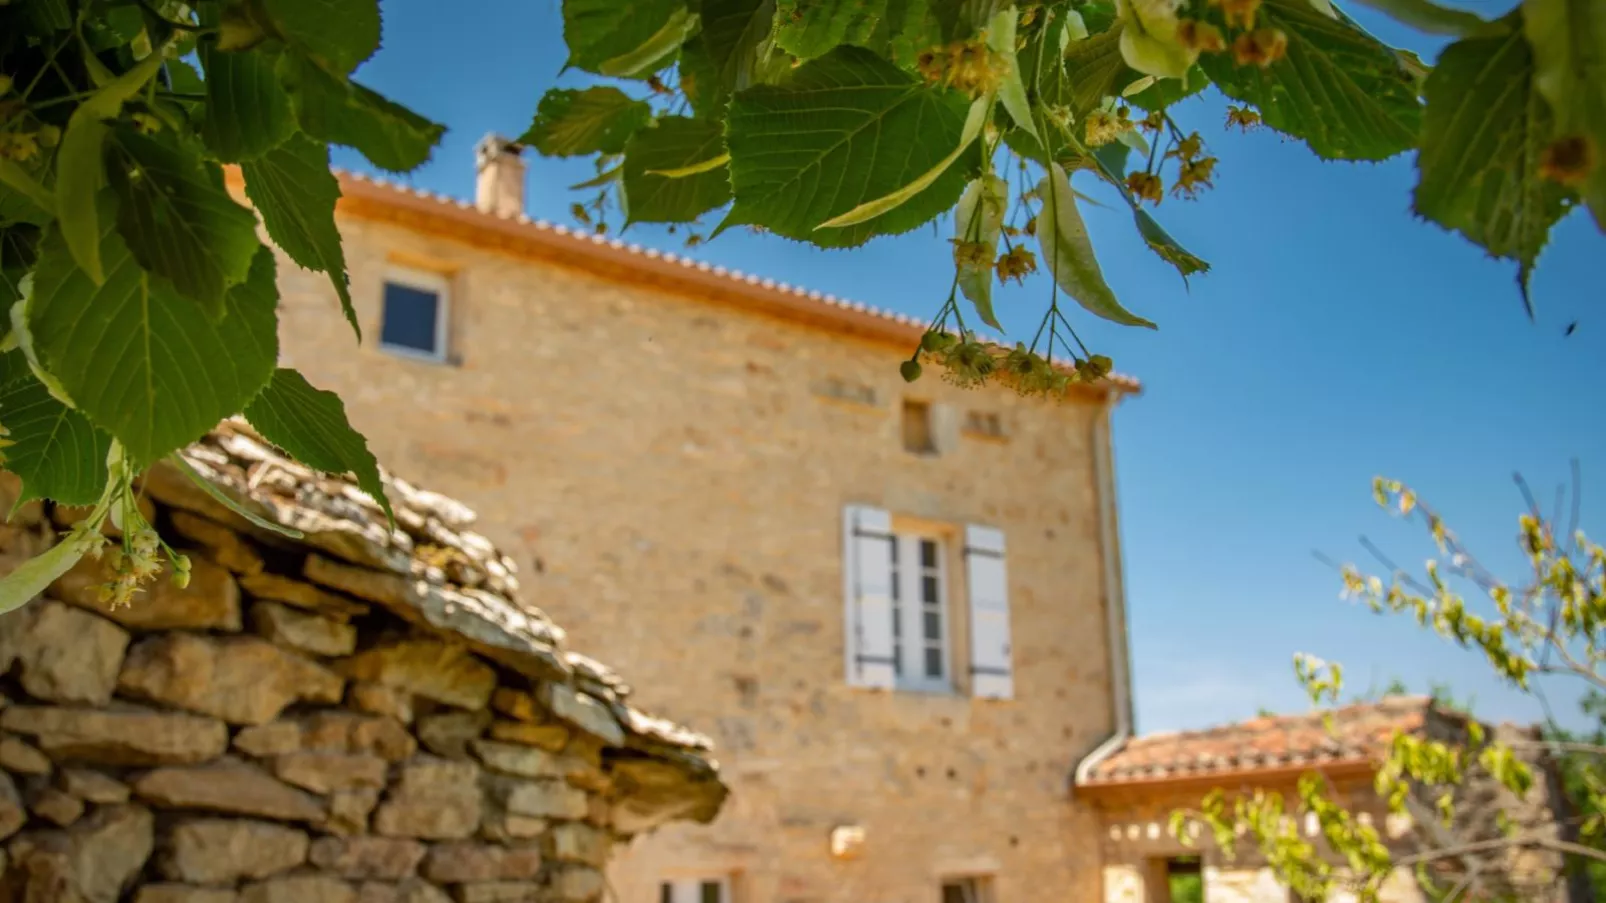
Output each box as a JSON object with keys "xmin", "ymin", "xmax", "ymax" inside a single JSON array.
[
  {"xmin": 0, "ymin": 420, "xmax": 727, "ymax": 902},
  {"xmin": 1077, "ymin": 697, "xmax": 1584, "ymax": 903},
  {"xmin": 244, "ymin": 135, "xmax": 1142, "ymax": 903}
]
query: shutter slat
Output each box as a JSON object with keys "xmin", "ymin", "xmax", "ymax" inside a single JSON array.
[
  {"xmin": 843, "ymin": 506, "xmax": 896, "ymax": 690},
  {"xmin": 964, "ymin": 524, "xmax": 1013, "ymax": 699}
]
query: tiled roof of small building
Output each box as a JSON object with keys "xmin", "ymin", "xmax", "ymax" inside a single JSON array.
[
  {"xmin": 1079, "ymin": 696, "xmax": 1437, "ymax": 786},
  {"xmin": 145, "ymin": 419, "xmax": 722, "ymax": 787}
]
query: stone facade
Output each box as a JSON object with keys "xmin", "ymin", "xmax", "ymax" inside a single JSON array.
[
  {"xmin": 0, "ymin": 423, "xmax": 725, "ymax": 903},
  {"xmin": 247, "ymin": 149, "xmax": 1137, "ymax": 903}
]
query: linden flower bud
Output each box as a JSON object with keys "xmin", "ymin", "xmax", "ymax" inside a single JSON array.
[
  {"xmin": 1225, "ymin": 104, "xmax": 1262, "ymax": 132},
  {"xmin": 131, "ymin": 112, "xmax": 162, "ymax": 135},
  {"xmin": 1233, "ymin": 28, "xmax": 1288, "ymax": 68},
  {"xmin": 1539, "ymin": 135, "xmax": 1594, "ymax": 188},
  {"xmin": 1126, "ymin": 171, "xmax": 1164, "ymax": 205},
  {"xmin": 900, "ymin": 360, "xmax": 923, "ymax": 383},
  {"xmin": 1177, "ymin": 19, "xmax": 1226, "ymax": 53},
  {"xmin": 1139, "ymin": 110, "xmax": 1165, "ymax": 132},
  {"xmin": 35, "ymin": 124, "xmax": 60, "ymax": 147},
  {"xmin": 1171, "ymin": 157, "xmax": 1217, "ymax": 199},
  {"xmin": 995, "ymin": 246, "xmax": 1037, "ymax": 283},
  {"xmin": 1167, "ymin": 131, "xmax": 1205, "ymax": 163},
  {"xmin": 1211, "ymin": 0, "xmax": 1262, "ymax": 29},
  {"xmin": 950, "ymin": 239, "xmax": 993, "ymax": 269},
  {"xmin": 1084, "ymin": 109, "xmax": 1128, "ymax": 147}
]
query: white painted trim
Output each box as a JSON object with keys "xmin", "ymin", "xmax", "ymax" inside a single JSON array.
[
  {"xmin": 1074, "ymin": 397, "xmax": 1135, "ymax": 788},
  {"xmin": 892, "ymin": 531, "xmax": 952, "ymax": 694},
  {"xmin": 379, "ymin": 264, "xmax": 451, "ymax": 363}
]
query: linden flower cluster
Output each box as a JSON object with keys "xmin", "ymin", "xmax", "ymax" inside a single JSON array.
[
  {"xmin": 1166, "ymin": 131, "xmax": 1216, "ymax": 199},
  {"xmin": 0, "ymin": 77, "xmax": 62, "ymax": 162},
  {"xmin": 1085, "ymin": 106, "xmax": 1134, "ymax": 147},
  {"xmin": 902, "ymin": 332, "xmax": 1114, "ymax": 397},
  {"xmin": 1169, "ymin": 0, "xmax": 1287, "ymax": 70},
  {"xmin": 86, "ymin": 489, "xmax": 192, "ymax": 609},
  {"xmin": 917, "ymin": 40, "xmax": 1010, "ymax": 97}
]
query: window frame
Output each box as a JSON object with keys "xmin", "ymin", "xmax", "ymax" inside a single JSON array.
[
  {"xmin": 889, "ymin": 524, "xmax": 952, "ymax": 694},
  {"xmin": 940, "ymin": 876, "xmax": 995, "ymax": 903},
  {"xmin": 659, "ymin": 876, "xmax": 732, "ymax": 903},
  {"xmin": 378, "ymin": 265, "xmax": 451, "ymax": 363}
]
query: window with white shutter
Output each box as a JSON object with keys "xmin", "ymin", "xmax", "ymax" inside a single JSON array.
[
  {"xmin": 842, "ymin": 506, "xmax": 896, "ymax": 690},
  {"xmin": 890, "ymin": 532, "xmax": 950, "ymax": 692},
  {"xmin": 964, "ymin": 524, "xmax": 1013, "ymax": 699}
]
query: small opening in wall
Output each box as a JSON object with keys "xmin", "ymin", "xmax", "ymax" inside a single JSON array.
[
  {"xmin": 941, "ymin": 876, "xmax": 994, "ymax": 903},
  {"xmin": 963, "ymin": 410, "xmax": 1005, "ymax": 439},
  {"xmin": 1161, "ymin": 856, "xmax": 1203, "ymax": 903},
  {"xmin": 902, "ymin": 399, "xmax": 936, "ymax": 454}
]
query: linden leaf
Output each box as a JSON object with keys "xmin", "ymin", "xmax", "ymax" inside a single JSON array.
[
  {"xmin": 0, "ymin": 157, "xmax": 55, "ymax": 224},
  {"xmin": 241, "ymin": 133, "xmax": 357, "ymax": 338},
  {"xmin": 281, "ymin": 54, "xmax": 446, "ymax": 173},
  {"xmin": 522, "ymin": 87, "xmax": 653, "ymax": 158},
  {"xmin": 818, "ymin": 96, "xmax": 987, "ymax": 229},
  {"xmin": 245, "ymin": 367, "xmax": 393, "ymax": 526},
  {"xmin": 1199, "ymin": 0, "xmax": 1421, "ymax": 161},
  {"xmin": 1035, "ymin": 162, "xmax": 1156, "ymax": 329},
  {"xmin": 721, "ymin": 46, "xmax": 979, "ymax": 247},
  {"xmin": 106, "ymin": 127, "xmax": 261, "ymax": 318},
  {"xmin": 1136, "ymin": 210, "xmax": 1209, "ymax": 279},
  {"xmin": 563, "ymin": 0, "xmax": 690, "ymax": 75},
  {"xmin": 1523, "ymin": 0, "xmax": 1606, "ymax": 231},
  {"xmin": 198, "ymin": 42, "xmax": 296, "ymax": 161},
  {"xmin": 680, "ymin": 0, "xmax": 793, "ymax": 116},
  {"xmin": 26, "ymin": 203, "xmax": 279, "ymax": 467},
  {"xmin": 1348, "ymin": 0, "xmax": 1503, "ymax": 36},
  {"xmin": 622, "ymin": 117, "xmax": 733, "ymax": 225},
  {"xmin": 774, "ymin": 0, "xmax": 943, "ymax": 67},
  {"xmin": 1415, "ymin": 20, "xmax": 1574, "ymax": 305},
  {"xmin": 255, "ymin": 0, "xmax": 381, "ymax": 76},
  {"xmin": 988, "ymin": 8, "xmax": 1038, "ymax": 141},
  {"xmin": 955, "ymin": 173, "xmax": 1008, "ymax": 330},
  {"xmin": 0, "ymin": 371, "xmax": 113, "ymax": 507}
]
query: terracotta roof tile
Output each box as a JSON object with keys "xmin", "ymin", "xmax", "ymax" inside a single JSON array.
[{"xmin": 1080, "ymin": 696, "xmax": 1435, "ymax": 786}]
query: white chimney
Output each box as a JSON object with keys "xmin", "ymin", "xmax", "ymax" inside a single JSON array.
[{"xmin": 474, "ymin": 134, "xmax": 526, "ymax": 218}]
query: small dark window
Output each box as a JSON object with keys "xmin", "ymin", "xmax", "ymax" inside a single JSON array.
[
  {"xmin": 700, "ymin": 882, "xmax": 722, "ymax": 903},
  {"xmin": 380, "ymin": 279, "xmax": 443, "ymax": 357},
  {"xmin": 964, "ymin": 411, "xmax": 1005, "ymax": 438},
  {"xmin": 660, "ymin": 883, "xmax": 674, "ymax": 903},
  {"xmin": 1165, "ymin": 856, "xmax": 1204, "ymax": 903},
  {"xmin": 902, "ymin": 399, "xmax": 935, "ymax": 454},
  {"xmin": 942, "ymin": 879, "xmax": 986, "ymax": 903}
]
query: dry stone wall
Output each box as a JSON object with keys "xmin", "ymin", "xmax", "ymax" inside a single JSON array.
[{"xmin": 0, "ymin": 422, "xmax": 726, "ymax": 903}]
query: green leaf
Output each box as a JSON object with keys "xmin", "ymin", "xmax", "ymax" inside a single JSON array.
[
  {"xmin": 198, "ymin": 43, "xmax": 296, "ymax": 161},
  {"xmin": 26, "ymin": 206, "xmax": 279, "ymax": 467},
  {"xmin": 622, "ymin": 117, "xmax": 734, "ymax": 224},
  {"xmin": 1198, "ymin": 0, "xmax": 1422, "ymax": 161},
  {"xmin": 1035, "ymin": 162, "xmax": 1156, "ymax": 329},
  {"xmin": 0, "ymin": 374, "xmax": 113, "ymax": 506},
  {"xmin": 1126, "ymin": 65, "xmax": 1208, "ymax": 111},
  {"xmin": 1414, "ymin": 23, "xmax": 1573, "ymax": 303},
  {"xmin": 522, "ymin": 87, "xmax": 653, "ymax": 158},
  {"xmin": 0, "ymin": 347, "xmax": 32, "ymax": 389},
  {"xmin": 774, "ymin": 0, "xmax": 943, "ymax": 67},
  {"xmin": 106, "ymin": 127, "xmax": 261, "ymax": 318},
  {"xmin": 256, "ymin": 0, "xmax": 381, "ymax": 75},
  {"xmin": 1348, "ymin": 0, "xmax": 1503, "ymax": 37},
  {"xmin": 0, "ymin": 528, "xmax": 100, "ymax": 617},
  {"xmin": 601, "ymin": 7, "xmax": 701, "ymax": 77},
  {"xmin": 680, "ymin": 0, "xmax": 793, "ymax": 115},
  {"xmin": 1058, "ymin": 25, "xmax": 1129, "ymax": 119},
  {"xmin": 281, "ymin": 54, "xmax": 446, "ymax": 172},
  {"xmin": 955, "ymin": 173, "xmax": 1008, "ymax": 330},
  {"xmin": 1136, "ymin": 210, "xmax": 1209, "ymax": 279},
  {"xmin": 563, "ymin": 0, "xmax": 689, "ymax": 74},
  {"xmin": 721, "ymin": 45, "xmax": 979, "ymax": 246},
  {"xmin": 987, "ymin": 8, "xmax": 1038, "ymax": 140},
  {"xmin": 0, "ymin": 157, "xmax": 54, "ymax": 224},
  {"xmin": 240, "ymin": 133, "xmax": 357, "ymax": 338},
  {"xmin": 1524, "ymin": 0, "xmax": 1606, "ymax": 231},
  {"xmin": 818, "ymin": 96, "xmax": 988, "ymax": 229},
  {"xmin": 245, "ymin": 367, "xmax": 393, "ymax": 526}
]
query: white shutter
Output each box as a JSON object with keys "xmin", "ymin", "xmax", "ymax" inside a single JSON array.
[
  {"xmin": 964, "ymin": 524, "xmax": 1013, "ymax": 699},
  {"xmin": 843, "ymin": 505, "xmax": 896, "ymax": 690}
]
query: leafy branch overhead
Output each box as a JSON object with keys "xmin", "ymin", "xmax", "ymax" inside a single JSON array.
[
  {"xmin": 530, "ymin": 0, "xmax": 1603, "ymax": 385},
  {"xmin": 0, "ymin": 0, "xmax": 1600, "ymax": 613}
]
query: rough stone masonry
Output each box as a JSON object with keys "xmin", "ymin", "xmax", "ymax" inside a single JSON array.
[{"xmin": 0, "ymin": 420, "xmax": 727, "ymax": 903}]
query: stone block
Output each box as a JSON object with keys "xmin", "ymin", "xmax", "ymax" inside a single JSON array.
[
  {"xmin": 372, "ymin": 757, "xmax": 481, "ymax": 840},
  {"xmin": 30, "ymin": 786, "xmax": 84, "ymax": 826},
  {"xmin": 134, "ymin": 758, "xmax": 325, "ymax": 823},
  {"xmin": 499, "ymin": 816, "xmax": 547, "ymax": 839},
  {"xmin": 134, "ymin": 886, "xmax": 241, "ymax": 903},
  {"xmin": 1, "ymin": 704, "xmax": 227, "ymax": 766},
  {"xmin": 240, "ymin": 876, "xmax": 357, "ymax": 903},
  {"xmin": 0, "ymin": 600, "xmax": 129, "ymax": 705},
  {"xmin": 469, "ymin": 740, "xmax": 564, "ymax": 779},
  {"xmin": 160, "ymin": 818, "xmax": 308, "ymax": 884},
  {"xmin": 58, "ymin": 769, "xmax": 129, "ymax": 804},
  {"xmin": 169, "ymin": 511, "xmax": 265, "ymax": 576},
  {"xmin": 550, "ymin": 822, "xmax": 609, "ymax": 866},
  {"xmin": 416, "ymin": 710, "xmax": 491, "ymax": 759},
  {"xmin": 485, "ymin": 720, "xmax": 568, "ymax": 753},
  {"xmin": 489, "ymin": 688, "xmax": 542, "ymax": 723},
  {"xmin": 117, "ymin": 633, "xmax": 344, "ymax": 725},
  {"xmin": 309, "ymin": 835, "xmax": 427, "ymax": 879},
  {"xmin": 52, "ymin": 553, "xmax": 241, "ymax": 631},
  {"xmin": 274, "ymin": 751, "xmax": 389, "ymax": 793},
  {"xmin": 349, "ymin": 682, "xmax": 414, "ymax": 723},
  {"xmin": 252, "ymin": 602, "xmax": 357, "ymax": 657},
  {"xmin": 302, "ymin": 712, "xmax": 417, "ymax": 761},
  {"xmin": 355, "ymin": 880, "xmax": 451, "ymax": 903},
  {"xmin": 455, "ymin": 884, "xmax": 545, "ymax": 903},
  {"xmin": 496, "ymin": 778, "xmax": 587, "ymax": 821},
  {"xmin": 538, "ymin": 683, "xmax": 623, "ymax": 747},
  {"xmin": 326, "ymin": 788, "xmax": 382, "ymax": 836},
  {"xmin": 238, "ymin": 572, "xmax": 369, "ymax": 620},
  {"xmin": 0, "ymin": 735, "xmax": 52, "ymax": 774},
  {"xmin": 551, "ymin": 865, "xmax": 605, "ymax": 903},
  {"xmin": 233, "ymin": 721, "xmax": 304, "ymax": 758},
  {"xmin": 66, "ymin": 804, "xmax": 155, "ymax": 903},
  {"xmin": 0, "ymin": 771, "xmax": 26, "ymax": 840},
  {"xmin": 337, "ymin": 639, "xmax": 495, "ymax": 711},
  {"xmin": 419, "ymin": 841, "xmax": 503, "ymax": 883}
]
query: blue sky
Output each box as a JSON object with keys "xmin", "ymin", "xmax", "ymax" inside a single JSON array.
[{"xmin": 344, "ymin": 0, "xmax": 1604, "ymax": 734}]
